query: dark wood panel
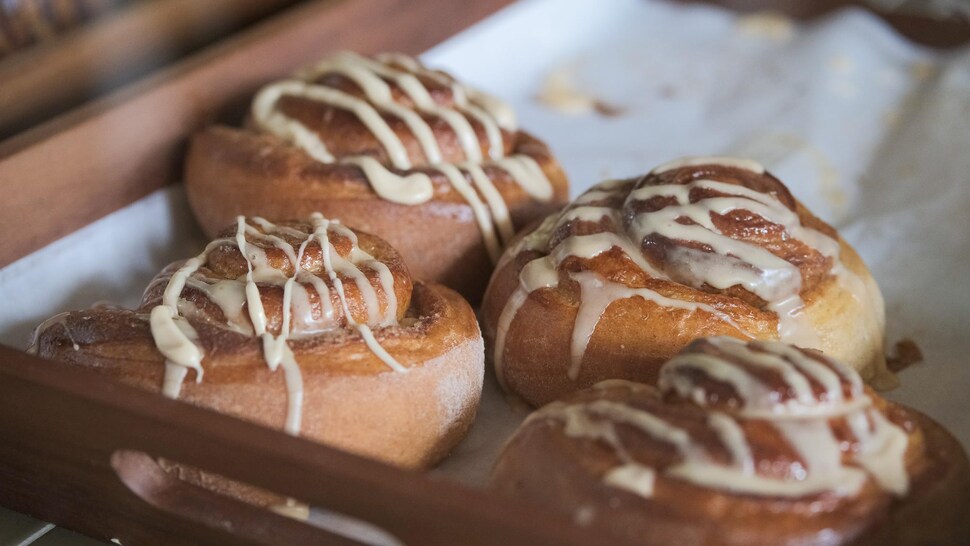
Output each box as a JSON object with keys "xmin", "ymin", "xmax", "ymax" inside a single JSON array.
[
  {"xmin": 0, "ymin": 0, "xmax": 306, "ymax": 139},
  {"xmin": 688, "ymin": 0, "xmax": 970, "ymax": 48}
]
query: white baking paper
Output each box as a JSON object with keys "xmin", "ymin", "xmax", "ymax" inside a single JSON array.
[{"xmin": 1, "ymin": 0, "xmax": 967, "ymax": 505}]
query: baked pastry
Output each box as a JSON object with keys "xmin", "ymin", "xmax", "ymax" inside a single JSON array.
[
  {"xmin": 483, "ymin": 156, "xmax": 888, "ymax": 407},
  {"xmin": 492, "ymin": 337, "xmax": 970, "ymax": 545},
  {"xmin": 185, "ymin": 51, "xmax": 570, "ymax": 302},
  {"xmin": 30, "ymin": 213, "xmax": 484, "ymax": 475}
]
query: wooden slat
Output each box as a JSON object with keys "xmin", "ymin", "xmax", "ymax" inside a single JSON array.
[
  {"xmin": 0, "ymin": 0, "xmax": 514, "ymax": 270},
  {"xmin": 688, "ymin": 0, "xmax": 970, "ymax": 48},
  {"xmin": 0, "ymin": 0, "xmax": 305, "ymax": 138},
  {"xmin": 0, "ymin": 344, "xmax": 628, "ymax": 546}
]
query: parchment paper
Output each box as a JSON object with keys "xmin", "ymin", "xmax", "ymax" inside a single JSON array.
[{"xmin": 2, "ymin": 0, "xmax": 967, "ymax": 498}]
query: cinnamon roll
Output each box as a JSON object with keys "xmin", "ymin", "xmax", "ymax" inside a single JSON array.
[
  {"xmin": 31, "ymin": 213, "xmax": 484, "ymax": 475},
  {"xmin": 483, "ymin": 156, "xmax": 888, "ymax": 407},
  {"xmin": 185, "ymin": 51, "xmax": 570, "ymax": 302},
  {"xmin": 492, "ymin": 337, "xmax": 970, "ymax": 545}
]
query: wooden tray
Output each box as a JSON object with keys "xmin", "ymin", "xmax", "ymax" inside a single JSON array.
[
  {"xmin": 0, "ymin": 344, "xmax": 612, "ymax": 545},
  {"xmin": 0, "ymin": 0, "xmax": 967, "ymax": 544}
]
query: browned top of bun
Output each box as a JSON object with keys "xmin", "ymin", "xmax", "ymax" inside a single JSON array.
[
  {"xmin": 273, "ymin": 64, "xmax": 515, "ymax": 168},
  {"xmin": 530, "ymin": 160, "xmax": 839, "ymax": 317},
  {"xmin": 143, "ymin": 218, "xmax": 411, "ymax": 331}
]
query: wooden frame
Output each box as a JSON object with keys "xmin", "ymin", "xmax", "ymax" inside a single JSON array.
[{"xmin": 0, "ymin": 0, "xmax": 306, "ymax": 139}]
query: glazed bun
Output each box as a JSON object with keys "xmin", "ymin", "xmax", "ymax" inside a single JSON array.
[
  {"xmin": 492, "ymin": 337, "xmax": 970, "ymax": 545},
  {"xmin": 483, "ymin": 156, "xmax": 888, "ymax": 407},
  {"xmin": 32, "ymin": 214, "xmax": 485, "ymax": 483},
  {"xmin": 185, "ymin": 51, "xmax": 569, "ymax": 302}
]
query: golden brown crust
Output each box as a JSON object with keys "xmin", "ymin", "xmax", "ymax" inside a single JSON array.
[
  {"xmin": 491, "ymin": 347, "xmax": 970, "ymax": 546},
  {"xmin": 34, "ymin": 221, "xmax": 486, "ymax": 491},
  {"xmin": 482, "ymin": 164, "xmax": 887, "ymax": 407}
]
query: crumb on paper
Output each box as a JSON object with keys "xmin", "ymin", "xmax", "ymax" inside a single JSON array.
[
  {"xmin": 910, "ymin": 60, "xmax": 937, "ymax": 81},
  {"xmin": 887, "ymin": 338, "xmax": 924, "ymax": 373},
  {"xmin": 735, "ymin": 11, "xmax": 795, "ymax": 43},
  {"xmin": 658, "ymin": 84, "xmax": 678, "ymax": 99},
  {"xmin": 270, "ymin": 499, "xmax": 310, "ymax": 521},
  {"xmin": 829, "ymin": 54, "xmax": 855, "ymax": 74},
  {"xmin": 830, "ymin": 79, "xmax": 859, "ymax": 100},
  {"xmin": 536, "ymin": 66, "xmax": 625, "ymax": 117},
  {"xmin": 503, "ymin": 391, "xmax": 535, "ymax": 415},
  {"xmin": 593, "ymin": 100, "xmax": 625, "ymax": 117},
  {"xmin": 574, "ymin": 505, "xmax": 596, "ymax": 527},
  {"xmin": 883, "ymin": 108, "xmax": 900, "ymax": 128}
]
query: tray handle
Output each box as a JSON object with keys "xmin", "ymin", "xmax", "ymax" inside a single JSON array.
[{"xmin": 0, "ymin": 344, "xmax": 620, "ymax": 545}]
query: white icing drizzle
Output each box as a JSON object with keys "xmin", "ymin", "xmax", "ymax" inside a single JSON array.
[
  {"xmin": 438, "ymin": 163, "xmax": 502, "ymax": 262},
  {"xmin": 151, "ymin": 252, "xmax": 210, "ymax": 398},
  {"xmin": 308, "ymin": 213, "xmax": 407, "ymax": 373},
  {"xmin": 659, "ymin": 339, "xmax": 865, "ymax": 419},
  {"xmin": 493, "ymin": 158, "xmax": 868, "ymax": 382},
  {"xmin": 489, "ymin": 155, "xmax": 554, "ymax": 201},
  {"xmin": 650, "ymin": 155, "xmax": 766, "ymax": 175},
  {"xmin": 373, "ymin": 51, "xmax": 518, "ymax": 134},
  {"xmin": 340, "ymin": 156, "xmax": 434, "ymax": 205},
  {"xmin": 251, "ymin": 51, "xmax": 552, "ymax": 264},
  {"xmin": 603, "ymin": 463, "xmax": 656, "ymax": 497},
  {"xmin": 148, "ymin": 214, "xmax": 407, "ymax": 436},
  {"xmin": 464, "ymin": 162, "xmax": 514, "ymax": 244},
  {"xmin": 494, "ymin": 179, "xmax": 748, "ymax": 380},
  {"xmin": 256, "ymin": 80, "xmax": 413, "ymax": 169},
  {"xmin": 493, "ymin": 257, "xmax": 559, "ymax": 390},
  {"xmin": 27, "ymin": 311, "xmax": 78, "ymax": 354},
  {"xmin": 183, "ymin": 278, "xmax": 252, "ymax": 334},
  {"xmin": 568, "ymin": 272, "xmax": 747, "ymax": 381},
  {"xmin": 541, "ymin": 337, "xmax": 910, "ymax": 500},
  {"xmin": 625, "ymin": 177, "xmax": 840, "ymax": 349}
]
